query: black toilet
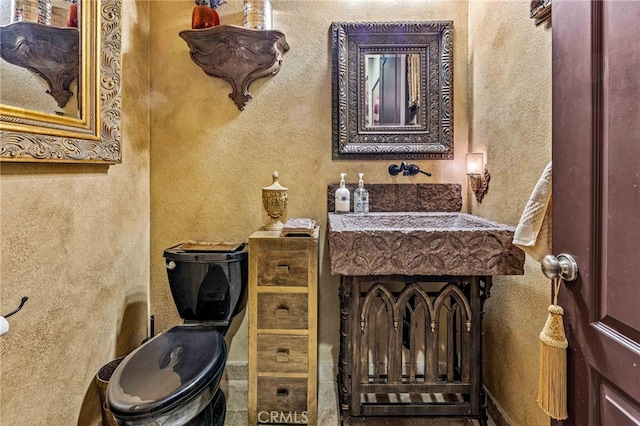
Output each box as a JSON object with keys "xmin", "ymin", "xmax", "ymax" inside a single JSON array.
[{"xmin": 107, "ymin": 242, "xmax": 248, "ymax": 425}]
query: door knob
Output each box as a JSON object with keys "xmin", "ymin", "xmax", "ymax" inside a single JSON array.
[{"xmin": 541, "ymin": 254, "xmax": 579, "ymax": 281}]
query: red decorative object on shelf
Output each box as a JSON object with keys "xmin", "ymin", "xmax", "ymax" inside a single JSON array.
[
  {"xmin": 67, "ymin": 1, "xmax": 78, "ymax": 27},
  {"xmin": 191, "ymin": 0, "xmax": 225, "ymax": 29}
]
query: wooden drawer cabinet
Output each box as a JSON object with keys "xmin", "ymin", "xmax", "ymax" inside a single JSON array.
[{"xmin": 249, "ymin": 228, "xmax": 319, "ymax": 425}]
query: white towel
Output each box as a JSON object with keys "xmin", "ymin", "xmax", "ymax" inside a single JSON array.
[
  {"xmin": 513, "ymin": 161, "xmax": 552, "ymax": 263},
  {"xmin": 0, "ymin": 316, "xmax": 8, "ymax": 336}
]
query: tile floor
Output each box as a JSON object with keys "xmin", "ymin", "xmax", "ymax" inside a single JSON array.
[{"xmin": 221, "ymin": 364, "xmax": 497, "ymax": 426}]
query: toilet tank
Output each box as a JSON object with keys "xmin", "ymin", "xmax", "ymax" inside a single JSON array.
[{"xmin": 163, "ymin": 242, "xmax": 248, "ymax": 323}]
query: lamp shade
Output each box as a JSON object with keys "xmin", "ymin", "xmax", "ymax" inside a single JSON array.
[{"xmin": 466, "ymin": 153, "xmax": 484, "ymax": 175}]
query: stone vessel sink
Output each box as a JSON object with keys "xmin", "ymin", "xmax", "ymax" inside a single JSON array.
[{"xmin": 328, "ymin": 212, "xmax": 525, "ymax": 276}]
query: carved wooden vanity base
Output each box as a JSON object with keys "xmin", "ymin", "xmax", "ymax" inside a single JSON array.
[{"xmin": 338, "ymin": 275, "xmax": 491, "ymax": 426}]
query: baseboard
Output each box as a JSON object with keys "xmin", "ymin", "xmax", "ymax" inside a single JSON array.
[
  {"xmin": 318, "ymin": 362, "xmax": 337, "ymax": 383},
  {"xmin": 485, "ymin": 386, "xmax": 513, "ymax": 426}
]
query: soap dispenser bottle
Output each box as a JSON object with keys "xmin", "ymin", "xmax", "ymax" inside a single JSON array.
[
  {"xmin": 335, "ymin": 173, "xmax": 350, "ymax": 213},
  {"xmin": 353, "ymin": 173, "xmax": 369, "ymax": 215}
]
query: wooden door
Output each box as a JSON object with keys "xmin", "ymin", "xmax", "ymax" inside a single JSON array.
[{"xmin": 552, "ymin": 0, "xmax": 640, "ymax": 424}]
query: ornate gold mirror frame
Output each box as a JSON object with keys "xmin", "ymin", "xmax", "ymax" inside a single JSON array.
[
  {"xmin": 331, "ymin": 21, "xmax": 453, "ymax": 160},
  {"xmin": 0, "ymin": 0, "xmax": 122, "ymax": 164}
]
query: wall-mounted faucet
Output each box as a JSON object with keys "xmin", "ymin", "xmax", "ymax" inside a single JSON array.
[{"xmin": 388, "ymin": 162, "xmax": 432, "ymax": 177}]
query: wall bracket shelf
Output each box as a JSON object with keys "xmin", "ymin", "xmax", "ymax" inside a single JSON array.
[
  {"xmin": 0, "ymin": 21, "xmax": 79, "ymax": 108},
  {"xmin": 179, "ymin": 25, "xmax": 289, "ymax": 110}
]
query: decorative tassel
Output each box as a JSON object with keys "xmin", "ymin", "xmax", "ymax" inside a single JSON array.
[{"xmin": 537, "ymin": 277, "xmax": 568, "ymax": 420}]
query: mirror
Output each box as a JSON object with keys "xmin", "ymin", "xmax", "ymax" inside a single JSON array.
[
  {"xmin": 0, "ymin": 0, "xmax": 122, "ymax": 163},
  {"xmin": 364, "ymin": 53, "xmax": 422, "ymax": 127},
  {"xmin": 331, "ymin": 21, "xmax": 453, "ymax": 160},
  {"xmin": 0, "ymin": 0, "xmax": 80, "ymax": 115}
]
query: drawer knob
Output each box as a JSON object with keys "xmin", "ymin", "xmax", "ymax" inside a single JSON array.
[
  {"xmin": 276, "ymin": 388, "xmax": 289, "ymax": 404},
  {"xmin": 276, "ymin": 307, "xmax": 289, "ymax": 318},
  {"xmin": 276, "ymin": 349, "xmax": 290, "ymax": 363},
  {"xmin": 276, "ymin": 264, "xmax": 290, "ymax": 273}
]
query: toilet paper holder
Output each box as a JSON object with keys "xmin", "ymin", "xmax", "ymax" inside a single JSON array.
[{"xmin": 3, "ymin": 296, "xmax": 28, "ymax": 318}]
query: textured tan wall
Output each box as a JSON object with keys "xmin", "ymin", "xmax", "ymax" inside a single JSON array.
[
  {"xmin": 0, "ymin": 0, "xmax": 550, "ymax": 423},
  {"xmin": 468, "ymin": 1, "xmax": 551, "ymax": 425},
  {"xmin": 0, "ymin": 1, "xmax": 151, "ymax": 424},
  {"xmin": 149, "ymin": 0, "xmax": 470, "ymax": 365}
]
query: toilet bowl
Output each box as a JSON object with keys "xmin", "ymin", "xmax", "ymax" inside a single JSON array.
[{"xmin": 107, "ymin": 242, "xmax": 248, "ymax": 425}]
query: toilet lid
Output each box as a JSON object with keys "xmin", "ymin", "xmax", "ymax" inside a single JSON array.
[{"xmin": 107, "ymin": 326, "xmax": 226, "ymax": 420}]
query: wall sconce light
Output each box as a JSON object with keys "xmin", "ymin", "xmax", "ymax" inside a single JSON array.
[{"xmin": 466, "ymin": 153, "xmax": 490, "ymax": 203}]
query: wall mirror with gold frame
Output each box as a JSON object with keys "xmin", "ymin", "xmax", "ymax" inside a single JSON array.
[
  {"xmin": 331, "ymin": 21, "xmax": 453, "ymax": 160},
  {"xmin": 0, "ymin": 0, "xmax": 121, "ymax": 163}
]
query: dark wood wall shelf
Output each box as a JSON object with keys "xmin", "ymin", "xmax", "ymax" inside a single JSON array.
[
  {"xmin": 179, "ymin": 24, "xmax": 289, "ymax": 110},
  {"xmin": 0, "ymin": 21, "xmax": 79, "ymax": 108}
]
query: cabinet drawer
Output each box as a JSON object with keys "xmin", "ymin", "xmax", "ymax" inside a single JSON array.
[
  {"xmin": 257, "ymin": 293, "xmax": 308, "ymax": 329},
  {"xmin": 257, "ymin": 250, "xmax": 308, "ymax": 287},
  {"xmin": 257, "ymin": 376, "xmax": 308, "ymax": 415},
  {"xmin": 257, "ymin": 335, "xmax": 308, "ymax": 373}
]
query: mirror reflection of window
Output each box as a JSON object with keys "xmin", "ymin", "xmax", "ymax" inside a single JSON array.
[
  {"xmin": 0, "ymin": 0, "xmax": 71, "ymax": 26},
  {"xmin": 364, "ymin": 53, "xmax": 422, "ymax": 127}
]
